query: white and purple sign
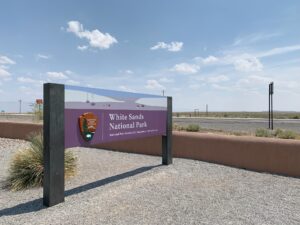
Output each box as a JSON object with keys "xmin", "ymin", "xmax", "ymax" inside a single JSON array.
[{"xmin": 65, "ymin": 85, "xmax": 167, "ymax": 148}]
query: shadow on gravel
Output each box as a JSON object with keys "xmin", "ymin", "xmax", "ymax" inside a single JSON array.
[{"xmin": 0, "ymin": 165, "xmax": 161, "ymax": 217}]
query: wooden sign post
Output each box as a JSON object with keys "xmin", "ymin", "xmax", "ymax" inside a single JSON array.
[
  {"xmin": 43, "ymin": 83, "xmax": 173, "ymax": 207},
  {"xmin": 43, "ymin": 83, "xmax": 65, "ymax": 207}
]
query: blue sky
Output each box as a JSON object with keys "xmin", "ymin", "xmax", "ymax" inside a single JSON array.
[{"xmin": 1, "ymin": 0, "xmax": 300, "ymax": 112}]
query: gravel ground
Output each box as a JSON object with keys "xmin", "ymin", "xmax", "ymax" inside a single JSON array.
[
  {"xmin": 0, "ymin": 138, "xmax": 299, "ymax": 225},
  {"xmin": 174, "ymin": 117, "xmax": 300, "ymax": 133}
]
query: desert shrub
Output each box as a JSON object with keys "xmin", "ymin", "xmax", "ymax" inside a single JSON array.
[
  {"xmin": 173, "ymin": 123, "xmax": 184, "ymax": 131},
  {"xmin": 275, "ymin": 130, "xmax": 297, "ymax": 139},
  {"xmin": 185, "ymin": 124, "xmax": 200, "ymax": 132},
  {"xmin": 255, "ymin": 128, "xmax": 297, "ymax": 139},
  {"xmin": 274, "ymin": 128, "xmax": 284, "ymax": 137},
  {"xmin": 255, "ymin": 128, "xmax": 272, "ymax": 137},
  {"xmin": 5, "ymin": 132, "xmax": 77, "ymax": 191},
  {"xmin": 231, "ymin": 131, "xmax": 245, "ymax": 136}
]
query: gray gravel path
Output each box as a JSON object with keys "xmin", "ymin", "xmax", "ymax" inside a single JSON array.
[{"xmin": 0, "ymin": 137, "xmax": 299, "ymax": 225}]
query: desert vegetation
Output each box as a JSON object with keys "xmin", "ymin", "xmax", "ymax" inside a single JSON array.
[
  {"xmin": 173, "ymin": 123, "xmax": 300, "ymax": 140},
  {"xmin": 4, "ymin": 132, "xmax": 77, "ymax": 191},
  {"xmin": 174, "ymin": 111, "xmax": 300, "ymax": 119},
  {"xmin": 255, "ymin": 128, "xmax": 298, "ymax": 139}
]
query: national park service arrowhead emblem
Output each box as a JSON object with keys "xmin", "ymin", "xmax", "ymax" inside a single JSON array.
[{"xmin": 79, "ymin": 112, "xmax": 98, "ymax": 141}]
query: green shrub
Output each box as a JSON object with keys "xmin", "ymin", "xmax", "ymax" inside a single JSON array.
[
  {"xmin": 274, "ymin": 128, "xmax": 284, "ymax": 137},
  {"xmin": 255, "ymin": 128, "xmax": 297, "ymax": 139},
  {"xmin": 255, "ymin": 128, "xmax": 272, "ymax": 137},
  {"xmin": 185, "ymin": 124, "xmax": 200, "ymax": 132},
  {"xmin": 5, "ymin": 132, "xmax": 77, "ymax": 191},
  {"xmin": 173, "ymin": 123, "xmax": 185, "ymax": 131},
  {"xmin": 276, "ymin": 130, "xmax": 297, "ymax": 139}
]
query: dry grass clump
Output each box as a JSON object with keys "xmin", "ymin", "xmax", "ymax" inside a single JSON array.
[
  {"xmin": 255, "ymin": 128, "xmax": 298, "ymax": 139},
  {"xmin": 173, "ymin": 123, "xmax": 200, "ymax": 132},
  {"xmin": 255, "ymin": 128, "xmax": 273, "ymax": 137},
  {"xmin": 5, "ymin": 132, "xmax": 77, "ymax": 191},
  {"xmin": 274, "ymin": 129, "xmax": 297, "ymax": 139},
  {"xmin": 185, "ymin": 124, "xmax": 200, "ymax": 132}
]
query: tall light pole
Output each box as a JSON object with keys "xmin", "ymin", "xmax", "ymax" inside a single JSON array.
[{"xmin": 162, "ymin": 90, "xmax": 165, "ymax": 96}]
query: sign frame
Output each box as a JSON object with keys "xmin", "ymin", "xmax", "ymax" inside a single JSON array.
[{"xmin": 43, "ymin": 83, "xmax": 172, "ymax": 207}]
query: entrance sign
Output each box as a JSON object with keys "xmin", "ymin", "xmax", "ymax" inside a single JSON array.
[
  {"xmin": 64, "ymin": 85, "xmax": 167, "ymax": 147},
  {"xmin": 43, "ymin": 83, "xmax": 172, "ymax": 207}
]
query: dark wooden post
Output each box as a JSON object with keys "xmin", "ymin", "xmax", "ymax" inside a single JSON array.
[
  {"xmin": 43, "ymin": 83, "xmax": 65, "ymax": 207},
  {"xmin": 268, "ymin": 82, "xmax": 274, "ymax": 130},
  {"xmin": 162, "ymin": 97, "xmax": 172, "ymax": 165}
]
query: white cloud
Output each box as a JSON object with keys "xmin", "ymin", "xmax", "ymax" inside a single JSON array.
[
  {"xmin": 235, "ymin": 75, "xmax": 272, "ymax": 92},
  {"xmin": 196, "ymin": 52, "xmax": 263, "ymax": 73},
  {"xmin": 201, "ymin": 56, "xmax": 219, "ymax": 64},
  {"xmin": 0, "ymin": 55, "xmax": 15, "ymax": 65},
  {"xmin": 145, "ymin": 79, "xmax": 165, "ymax": 90},
  {"xmin": 67, "ymin": 21, "xmax": 118, "ymax": 49},
  {"xmin": 118, "ymin": 69, "xmax": 134, "ymax": 75},
  {"xmin": 0, "ymin": 55, "xmax": 16, "ymax": 79},
  {"xmin": 17, "ymin": 76, "xmax": 43, "ymax": 84},
  {"xmin": 77, "ymin": 45, "xmax": 88, "ymax": 51},
  {"xmin": 125, "ymin": 70, "xmax": 133, "ymax": 74},
  {"xmin": 211, "ymin": 84, "xmax": 232, "ymax": 91},
  {"xmin": 19, "ymin": 86, "xmax": 34, "ymax": 95},
  {"xmin": 172, "ymin": 87, "xmax": 182, "ymax": 92},
  {"xmin": 0, "ymin": 65, "xmax": 9, "ymax": 70},
  {"xmin": 195, "ymin": 53, "xmax": 263, "ymax": 73},
  {"xmin": 207, "ymin": 75, "xmax": 229, "ymax": 83},
  {"xmin": 65, "ymin": 70, "xmax": 73, "ymax": 75},
  {"xmin": 0, "ymin": 67, "xmax": 11, "ymax": 78},
  {"xmin": 258, "ymin": 45, "xmax": 300, "ymax": 58},
  {"xmin": 233, "ymin": 32, "xmax": 281, "ymax": 46},
  {"xmin": 194, "ymin": 55, "xmax": 220, "ymax": 65},
  {"xmin": 171, "ymin": 63, "xmax": 200, "ymax": 74},
  {"xmin": 36, "ymin": 54, "xmax": 50, "ymax": 60},
  {"xmin": 47, "ymin": 72, "xmax": 68, "ymax": 80},
  {"xmin": 119, "ymin": 85, "xmax": 136, "ymax": 92},
  {"xmin": 247, "ymin": 75, "xmax": 271, "ymax": 83},
  {"xmin": 159, "ymin": 77, "xmax": 174, "ymax": 83},
  {"xmin": 189, "ymin": 84, "xmax": 202, "ymax": 90},
  {"xmin": 234, "ymin": 54, "xmax": 263, "ymax": 72},
  {"xmin": 151, "ymin": 41, "xmax": 183, "ymax": 52},
  {"xmin": 66, "ymin": 79, "xmax": 80, "ymax": 85}
]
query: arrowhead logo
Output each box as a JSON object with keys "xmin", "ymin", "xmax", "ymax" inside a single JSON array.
[{"xmin": 78, "ymin": 112, "xmax": 98, "ymax": 141}]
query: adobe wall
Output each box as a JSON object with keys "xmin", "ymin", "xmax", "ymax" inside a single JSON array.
[
  {"xmin": 1, "ymin": 122, "xmax": 299, "ymax": 177},
  {"xmin": 95, "ymin": 132, "xmax": 300, "ymax": 177},
  {"xmin": 0, "ymin": 122, "xmax": 42, "ymax": 140}
]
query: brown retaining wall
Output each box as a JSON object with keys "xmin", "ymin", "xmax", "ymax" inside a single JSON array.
[
  {"xmin": 1, "ymin": 122, "xmax": 299, "ymax": 177},
  {"xmin": 95, "ymin": 132, "xmax": 300, "ymax": 177},
  {"xmin": 0, "ymin": 122, "xmax": 42, "ymax": 140}
]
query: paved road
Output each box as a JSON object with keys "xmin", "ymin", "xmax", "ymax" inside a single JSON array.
[
  {"xmin": 1, "ymin": 114, "xmax": 299, "ymax": 133},
  {"xmin": 174, "ymin": 117, "xmax": 300, "ymax": 133}
]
